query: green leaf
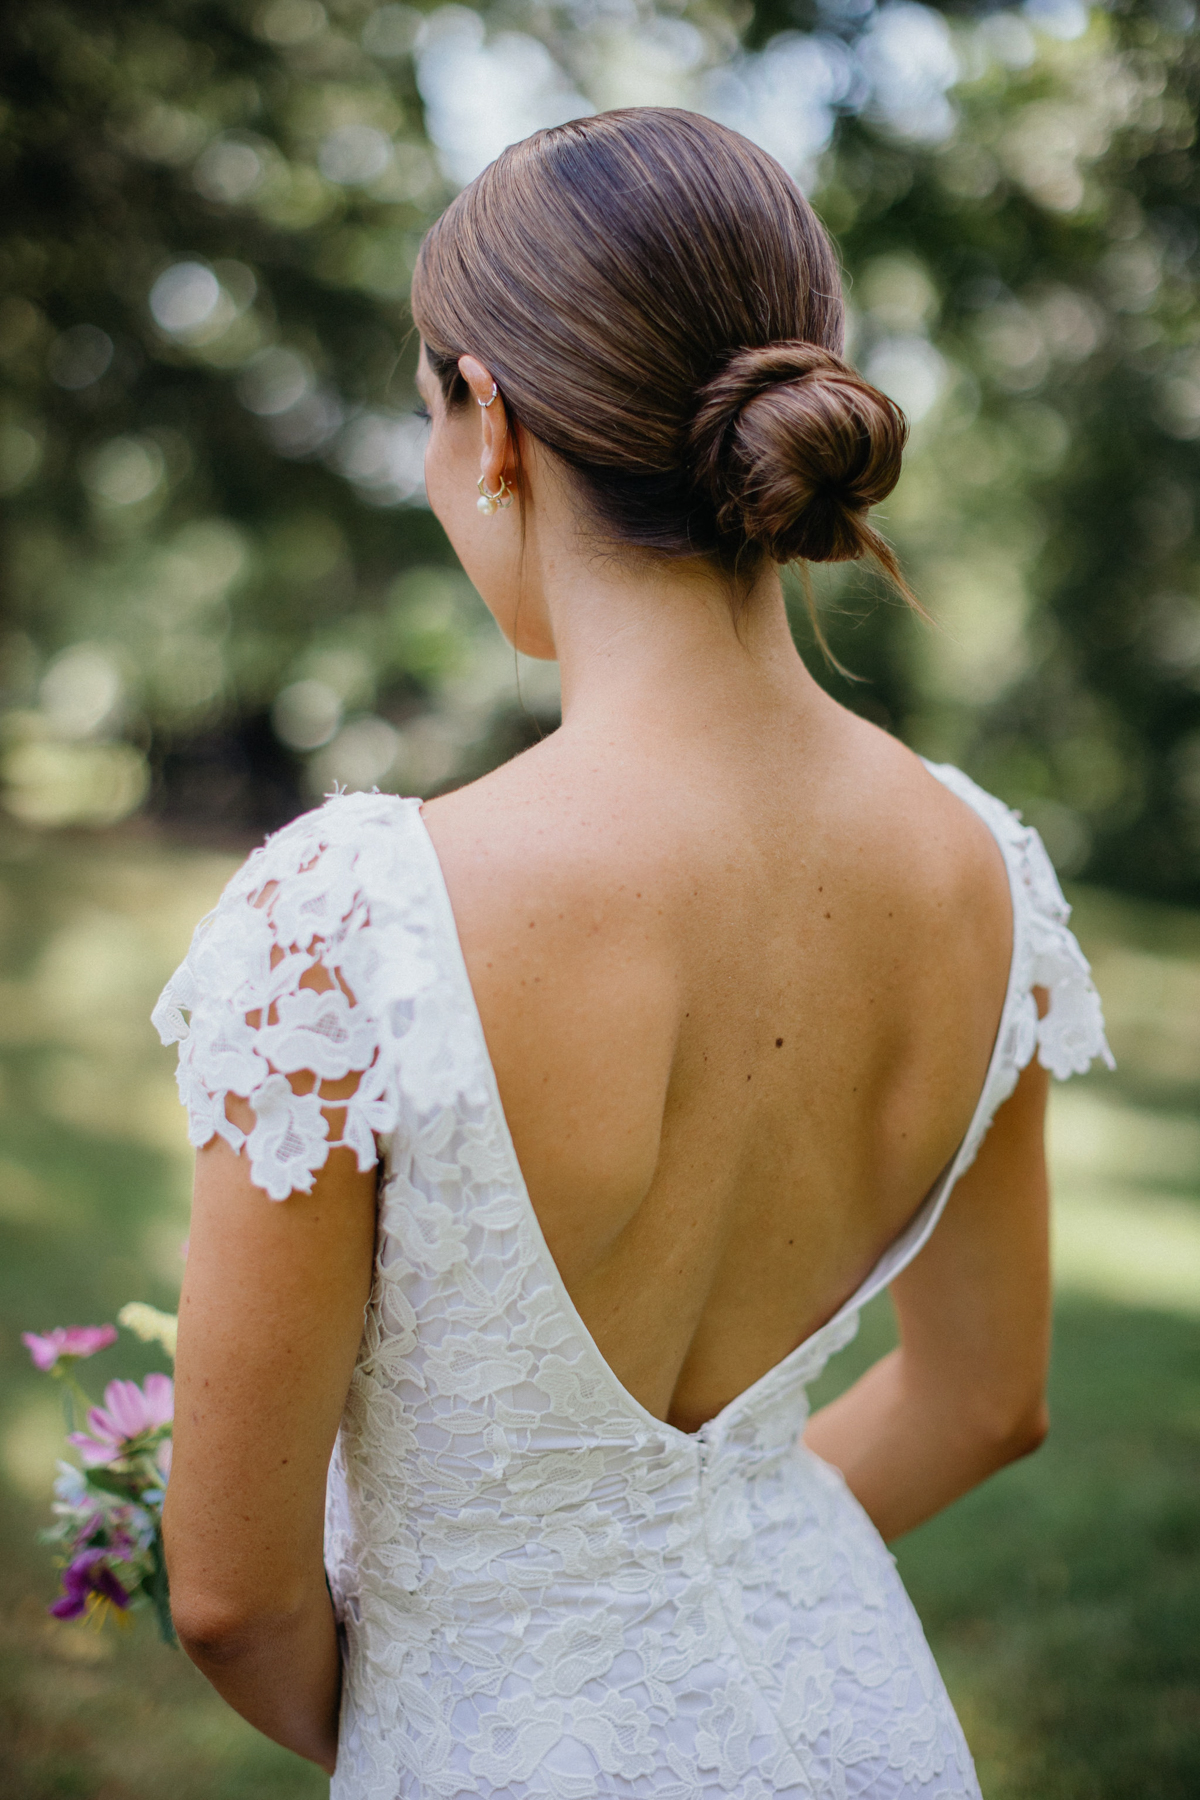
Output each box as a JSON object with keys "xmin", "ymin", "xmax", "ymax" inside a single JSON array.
[{"xmin": 83, "ymin": 1467, "xmax": 139, "ymax": 1500}]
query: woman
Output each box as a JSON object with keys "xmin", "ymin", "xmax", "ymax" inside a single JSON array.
[{"xmin": 155, "ymin": 109, "xmax": 1111, "ymax": 1798}]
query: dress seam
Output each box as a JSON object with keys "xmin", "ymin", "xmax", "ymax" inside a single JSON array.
[{"xmin": 697, "ymin": 1446, "xmax": 815, "ymax": 1790}]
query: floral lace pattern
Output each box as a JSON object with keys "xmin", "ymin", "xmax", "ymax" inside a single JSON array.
[{"xmin": 155, "ymin": 768, "xmax": 1112, "ymax": 1800}]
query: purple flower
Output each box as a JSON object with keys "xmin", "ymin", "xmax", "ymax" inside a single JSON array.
[
  {"xmin": 22, "ymin": 1325, "xmax": 118, "ymax": 1372},
  {"xmin": 68, "ymin": 1374, "xmax": 174, "ymax": 1467},
  {"xmin": 49, "ymin": 1548, "xmax": 131, "ymax": 1620}
]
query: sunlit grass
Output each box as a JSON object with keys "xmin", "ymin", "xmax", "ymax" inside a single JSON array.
[{"xmin": 0, "ymin": 827, "xmax": 1197, "ymax": 1797}]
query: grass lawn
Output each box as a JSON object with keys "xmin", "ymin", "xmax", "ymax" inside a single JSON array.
[{"xmin": 1, "ymin": 824, "xmax": 1197, "ymax": 1798}]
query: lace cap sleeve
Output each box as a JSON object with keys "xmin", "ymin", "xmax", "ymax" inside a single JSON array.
[
  {"xmin": 152, "ymin": 791, "xmax": 424, "ymax": 1201},
  {"xmin": 921, "ymin": 760, "xmax": 1115, "ymax": 1092}
]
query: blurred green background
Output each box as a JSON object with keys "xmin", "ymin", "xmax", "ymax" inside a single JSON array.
[{"xmin": 1, "ymin": 0, "xmax": 1198, "ymax": 1794}]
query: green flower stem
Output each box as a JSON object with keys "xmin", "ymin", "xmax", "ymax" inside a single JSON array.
[
  {"xmin": 148, "ymin": 1521, "xmax": 176, "ymax": 1648},
  {"xmin": 52, "ymin": 1366, "xmax": 95, "ymax": 1434}
]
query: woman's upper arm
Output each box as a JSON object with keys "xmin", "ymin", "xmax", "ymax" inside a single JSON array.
[
  {"xmin": 154, "ymin": 826, "xmax": 390, "ymax": 1631},
  {"xmin": 165, "ymin": 1126, "xmax": 377, "ymax": 1631},
  {"xmin": 885, "ymin": 783, "xmax": 1117, "ymax": 1445},
  {"xmin": 887, "ymin": 1048, "xmax": 1052, "ymax": 1444}
]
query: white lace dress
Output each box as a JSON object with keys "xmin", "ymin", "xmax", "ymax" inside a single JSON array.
[{"xmin": 154, "ymin": 760, "xmax": 1113, "ymax": 1800}]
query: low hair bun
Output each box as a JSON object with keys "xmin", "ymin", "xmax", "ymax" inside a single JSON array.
[{"xmin": 688, "ymin": 342, "xmax": 908, "ymax": 569}]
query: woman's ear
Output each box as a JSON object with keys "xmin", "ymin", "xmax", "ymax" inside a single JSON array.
[{"xmin": 458, "ymin": 354, "xmax": 515, "ymax": 501}]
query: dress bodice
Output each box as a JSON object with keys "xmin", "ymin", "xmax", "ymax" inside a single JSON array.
[{"xmin": 154, "ymin": 761, "xmax": 1112, "ymax": 1800}]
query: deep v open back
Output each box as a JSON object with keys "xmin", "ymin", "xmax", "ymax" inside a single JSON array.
[{"xmin": 155, "ymin": 760, "xmax": 1111, "ymax": 1799}]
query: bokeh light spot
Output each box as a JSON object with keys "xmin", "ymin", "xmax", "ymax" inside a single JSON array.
[
  {"xmin": 362, "ymin": 5, "xmax": 422, "ymax": 61},
  {"xmin": 238, "ymin": 347, "xmax": 314, "ymax": 416},
  {"xmin": 82, "ymin": 436, "xmax": 166, "ymax": 507},
  {"xmin": 194, "ymin": 136, "xmax": 267, "ymax": 205},
  {"xmin": 149, "ymin": 262, "xmax": 221, "ymax": 336},
  {"xmin": 318, "ymin": 124, "xmax": 394, "ymax": 186},
  {"xmin": 272, "ymin": 679, "xmax": 344, "ymax": 750},
  {"xmin": 39, "ymin": 644, "xmax": 124, "ymax": 740},
  {"xmin": 257, "ymin": 0, "xmax": 327, "ymax": 46},
  {"xmin": 48, "ymin": 325, "xmax": 114, "ymax": 391}
]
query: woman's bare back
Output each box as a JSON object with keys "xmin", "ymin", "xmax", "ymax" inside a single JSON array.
[{"xmin": 423, "ymin": 693, "xmax": 1012, "ymax": 1432}]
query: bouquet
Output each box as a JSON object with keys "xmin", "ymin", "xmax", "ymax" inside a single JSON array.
[{"xmin": 23, "ymin": 1304, "xmax": 178, "ymax": 1643}]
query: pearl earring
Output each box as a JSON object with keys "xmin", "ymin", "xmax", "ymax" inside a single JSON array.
[{"xmin": 477, "ymin": 473, "xmax": 513, "ymax": 516}]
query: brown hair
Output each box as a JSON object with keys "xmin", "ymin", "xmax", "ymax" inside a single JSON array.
[{"xmin": 412, "ymin": 107, "xmax": 909, "ymax": 591}]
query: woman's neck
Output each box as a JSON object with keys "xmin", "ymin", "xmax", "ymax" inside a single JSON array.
[{"xmin": 540, "ymin": 537, "xmax": 821, "ymax": 753}]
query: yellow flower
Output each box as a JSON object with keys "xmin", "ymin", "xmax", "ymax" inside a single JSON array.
[{"xmin": 117, "ymin": 1302, "xmax": 178, "ymax": 1363}]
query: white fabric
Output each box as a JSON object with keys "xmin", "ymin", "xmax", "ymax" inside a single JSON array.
[{"xmin": 154, "ymin": 762, "xmax": 1113, "ymax": 1800}]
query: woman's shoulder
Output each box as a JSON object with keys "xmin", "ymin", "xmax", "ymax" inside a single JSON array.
[
  {"xmin": 151, "ymin": 789, "xmax": 477, "ymax": 1198},
  {"xmin": 818, "ymin": 719, "xmax": 1017, "ymax": 938},
  {"xmin": 842, "ymin": 726, "xmax": 1058, "ymax": 931},
  {"xmin": 153, "ymin": 793, "xmax": 421, "ymax": 1027},
  {"xmin": 915, "ymin": 753, "xmax": 1074, "ymax": 940},
  {"xmin": 224, "ymin": 785, "xmax": 424, "ymax": 906},
  {"xmin": 912, "ymin": 753, "xmax": 1114, "ymax": 1083},
  {"xmin": 785, "ymin": 717, "xmax": 1114, "ymax": 1088},
  {"xmin": 419, "ymin": 746, "xmax": 661, "ymax": 941}
]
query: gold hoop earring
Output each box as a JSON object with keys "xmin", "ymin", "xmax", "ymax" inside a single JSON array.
[{"xmin": 477, "ymin": 473, "xmax": 513, "ymax": 516}]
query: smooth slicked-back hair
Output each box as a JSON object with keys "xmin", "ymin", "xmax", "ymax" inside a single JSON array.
[{"xmin": 412, "ymin": 108, "xmax": 909, "ymax": 586}]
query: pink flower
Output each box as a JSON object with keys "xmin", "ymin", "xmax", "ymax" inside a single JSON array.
[
  {"xmin": 68, "ymin": 1374, "xmax": 174, "ymax": 1467},
  {"xmin": 22, "ymin": 1325, "xmax": 118, "ymax": 1372}
]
